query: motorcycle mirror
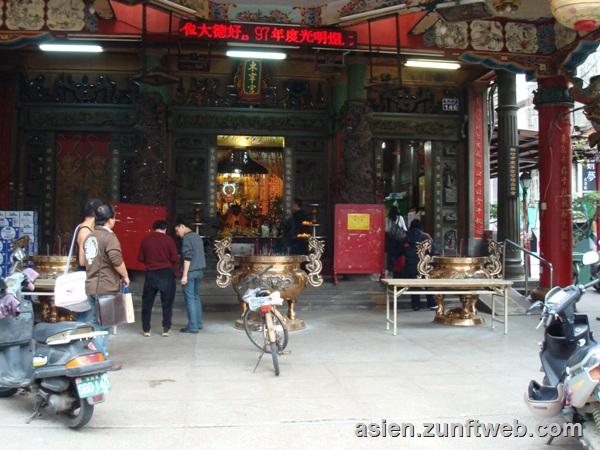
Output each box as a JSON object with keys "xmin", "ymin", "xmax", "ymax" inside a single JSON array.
[
  {"xmin": 11, "ymin": 248, "xmax": 26, "ymax": 263},
  {"xmin": 527, "ymin": 301, "xmax": 543, "ymax": 314},
  {"xmin": 536, "ymin": 317, "xmax": 545, "ymax": 329},
  {"xmin": 582, "ymin": 251, "xmax": 600, "ymax": 266}
]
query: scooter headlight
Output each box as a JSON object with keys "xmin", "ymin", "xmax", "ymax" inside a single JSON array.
[{"xmin": 585, "ymin": 355, "xmax": 600, "ymax": 381}]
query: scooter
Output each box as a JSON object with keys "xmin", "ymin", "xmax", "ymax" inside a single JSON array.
[
  {"xmin": 525, "ymin": 250, "xmax": 600, "ymax": 448},
  {"xmin": 0, "ymin": 249, "xmax": 112, "ymax": 429}
]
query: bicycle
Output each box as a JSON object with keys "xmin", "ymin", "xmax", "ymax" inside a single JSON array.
[{"xmin": 239, "ymin": 268, "xmax": 289, "ymax": 376}]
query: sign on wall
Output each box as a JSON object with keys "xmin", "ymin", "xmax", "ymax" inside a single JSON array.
[
  {"xmin": 508, "ymin": 146, "xmax": 519, "ymax": 198},
  {"xmin": 583, "ymin": 163, "xmax": 596, "ymax": 192},
  {"xmin": 179, "ymin": 20, "xmax": 357, "ymax": 49}
]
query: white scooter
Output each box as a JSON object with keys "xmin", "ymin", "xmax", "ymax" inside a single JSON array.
[{"xmin": 525, "ymin": 251, "xmax": 600, "ymax": 448}]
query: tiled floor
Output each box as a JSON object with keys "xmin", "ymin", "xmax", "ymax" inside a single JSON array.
[{"xmin": 2, "ymin": 289, "xmax": 599, "ymax": 449}]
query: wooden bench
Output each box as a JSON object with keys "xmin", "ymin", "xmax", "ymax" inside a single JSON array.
[{"xmin": 381, "ymin": 278, "xmax": 514, "ymax": 336}]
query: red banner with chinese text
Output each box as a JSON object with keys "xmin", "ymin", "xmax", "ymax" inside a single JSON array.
[{"xmin": 469, "ymin": 89, "xmax": 485, "ymax": 239}]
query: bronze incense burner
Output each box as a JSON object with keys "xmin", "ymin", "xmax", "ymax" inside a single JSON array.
[
  {"xmin": 214, "ymin": 237, "xmax": 324, "ymax": 330},
  {"xmin": 417, "ymin": 240, "xmax": 503, "ymax": 326}
]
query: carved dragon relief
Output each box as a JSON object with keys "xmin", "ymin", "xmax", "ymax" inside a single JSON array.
[
  {"xmin": 305, "ymin": 237, "xmax": 324, "ymax": 287},
  {"xmin": 214, "ymin": 237, "xmax": 235, "ymax": 287},
  {"xmin": 484, "ymin": 239, "xmax": 504, "ymax": 279},
  {"xmin": 569, "ymin": 75, "xmax": 600, "ymax": 149},
  {"xmin": 416, "ymin": 239, "xmax": 434, "ymax": 279}
]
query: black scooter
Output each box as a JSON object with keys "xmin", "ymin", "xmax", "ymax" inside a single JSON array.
[
  {"xmin": 525, "ymin": 251, "xmax": 600, "ymax": 449},
  {"xmin": 0, "ymin": 249, "xmax": 112, "ymax": 428}
]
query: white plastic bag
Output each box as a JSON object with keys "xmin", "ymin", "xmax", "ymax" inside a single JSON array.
[{"xmin": 54, "ymin": 271, "xmax": 89, "ymax": 312}]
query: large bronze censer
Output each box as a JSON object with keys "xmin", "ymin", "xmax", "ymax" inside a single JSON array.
[
  {"xmin": 417, "ymin": 240, "xmax": 503, "ymax": 326},
  {"xmin": 28, "ymin": 255, "xmax": 78, "ymax": 323},
  {"xmin": 214, "ymin": 237, "xmax": 324, "ymax": 330}
]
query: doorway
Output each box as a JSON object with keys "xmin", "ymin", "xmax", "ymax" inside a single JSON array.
[{"xmin": 216, "ymin": 135, "xmax": 285, "ymax": 237}]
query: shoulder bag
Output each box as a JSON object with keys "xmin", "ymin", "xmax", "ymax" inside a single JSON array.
[{"xmin": 54, "ymin": 225, "xmax": 90, "ymax": 312}]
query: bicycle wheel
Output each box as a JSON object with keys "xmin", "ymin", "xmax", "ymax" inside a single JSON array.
[
  {"xmin": 270, "ymin": 342, "xmax": 280, "ymax": 376},
  {"xmin": 243, "ymin": 308, "xmax": 288, "ymax": 354}
]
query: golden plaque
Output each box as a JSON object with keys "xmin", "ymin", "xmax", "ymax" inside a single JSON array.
[{"xmin": 347, "ymin": 213, "xmax": 370, "ymax": 231}]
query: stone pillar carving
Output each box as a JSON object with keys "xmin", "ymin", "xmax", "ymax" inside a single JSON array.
[
  {"xmin": 332, "ymin": 58, "xmax": 377, "ymax": 203},
  {"xmin": 126, "ymin": 92, "xmax": 168, "ymax": 205}
]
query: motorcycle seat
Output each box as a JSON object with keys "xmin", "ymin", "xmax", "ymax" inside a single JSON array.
[{"xmin": 32, "ymin": 321, "xmax": 89, "ymax": 343}]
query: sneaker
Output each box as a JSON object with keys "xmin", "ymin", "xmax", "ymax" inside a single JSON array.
[
  {"xmin": 429, "ymin": 305, "xmax": 438, "ymax": 311},
  {"xmin": 180, "ymin": 327, "xmax": 199, "ymax": 334},
  {"xmin": 162, "ymin": 329, "xmax": 173, "ymax": 337},
  {"xmin": 142, "ymin": 331, "xmax": 151, "ymax": 337}
]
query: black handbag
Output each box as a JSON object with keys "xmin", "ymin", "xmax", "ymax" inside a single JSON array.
[{"xmin": 95, "ymin": 293, "xmax": 128, "ymax": 327}]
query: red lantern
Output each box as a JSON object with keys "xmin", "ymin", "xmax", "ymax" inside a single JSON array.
[{"xmin": 550, "ymin": 0, "xmax": 600, "ymax": 32}]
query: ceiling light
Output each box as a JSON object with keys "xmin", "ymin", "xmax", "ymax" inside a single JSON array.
[
  {"xmin": 435, "ymin": 0, "xmax": 492, "ymax": 22},
  {"xmin": 39, "ymin": 43, "xmax": 103, "ymax": 53},
  {"xmin": 338, "ymin": 4, "xmax": 407, "ymax": 23},
  {"xmin": 405, "ymin": 59, "xmax": 460, "ymax": 70},
  {"xmin": 226, "ymin": 50, "xmax": 286, "ymax": 60}
]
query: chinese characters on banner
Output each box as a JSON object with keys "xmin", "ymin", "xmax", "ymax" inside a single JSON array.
[
  {"xmin": 179, "ymin": 20, "xmax": 357, "ymax": 49},
  {"xmin": 559, "ymin": 131, "xmax": 572, "ymax": 253},
  {"xmin": 469, "ymin": 89, "xmax": 485, "ymax": 238}
]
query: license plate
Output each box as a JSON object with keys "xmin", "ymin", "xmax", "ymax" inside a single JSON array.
[{"xmin": 75, "ymin": 374, "xmax": 110, "ymax": 399}]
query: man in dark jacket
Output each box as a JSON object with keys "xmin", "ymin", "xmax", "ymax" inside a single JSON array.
[
  {"xmin": 138, "ymin": 220, "xmax": 179, "ymax": 337},
  {"xmin": 395, "ymin": 219, "xmax": 437, "ymax": 311}
]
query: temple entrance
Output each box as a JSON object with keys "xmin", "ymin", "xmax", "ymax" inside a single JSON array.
[{"xmin": 216, "ymin": 135, "xmax": 285, "ymax": 238}]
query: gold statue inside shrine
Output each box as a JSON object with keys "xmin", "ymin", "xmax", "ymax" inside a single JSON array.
[{"xmin": 216, "ymin": 135, "xmax": 285, "ymax": 237}]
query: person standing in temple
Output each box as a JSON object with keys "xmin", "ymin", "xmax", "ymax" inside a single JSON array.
[
  {"xmin": 174, "ymin": 218, "xmax": 206, "ymax": 333},
  {"xmin": 284, "ymin": 198, "xmax": 310, "ymax": 255},
  {"xmin": 385, "ymin": 205, "xmax": 407, "ymax": 277},
  {"xmin": 138, "ymin": 220, "xmax": 179, "ymax": 337},
  {"xmin": 83, "ymin": 203, "xmax": 129, "ymax": 370},
  {"xmin": 76, "ymin": 198, "xmax": 103, "ymax": 270},
  {"xmin": 395, "ymin": 219, "xmax": 437, "ymax": 311}
]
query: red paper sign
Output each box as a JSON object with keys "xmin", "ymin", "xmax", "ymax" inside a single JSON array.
[{"xmin": 179, "ymin": 20, "xmax": 357, "ymax": 49}]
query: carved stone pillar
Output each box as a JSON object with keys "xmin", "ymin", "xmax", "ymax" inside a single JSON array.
[
  {"xmin": 496, "ymin": 70, "xmax": 522, "ymax": 277},
  {"xmin": 126, "ymin": 92, "xmax": 168, "ymax": 205},
  {"xmin": 0, "ymin": 74, "xmax": 16, "ymax": 209},
  {"xmin": 332, "ymin": 58, "xmax": 376, "ymax": 203},
  {"xmin": 534, "ymin": 76, "xmax": 573, "ymax": 288}
]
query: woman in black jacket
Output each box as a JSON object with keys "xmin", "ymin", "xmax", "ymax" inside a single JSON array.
[{"xmin": 394, "ymin": 219, "xmax": 437, "ymax": 311}]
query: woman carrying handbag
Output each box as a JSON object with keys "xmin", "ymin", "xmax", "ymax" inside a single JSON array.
[{"xmin": 83, "ymin": 203, "xmax": 130, "ymax": 370}]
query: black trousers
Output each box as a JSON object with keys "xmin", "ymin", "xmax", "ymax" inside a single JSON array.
[{"xmin": 141, "ymin": 268, "xmax": 176, "ymax": 332}]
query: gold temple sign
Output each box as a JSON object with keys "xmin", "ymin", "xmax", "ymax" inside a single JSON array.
[
  {"xmin": 508, "ymin": 146, "xmax": 518, "ymax": 198},
  {"xmin": 217, "ymin": 135, "xmax": 285, "ymax": 148},
  {"xmin": 347, "ymin": 213, "xmax": 370, "ymax": 231}
]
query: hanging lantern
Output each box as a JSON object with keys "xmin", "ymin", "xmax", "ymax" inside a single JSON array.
[{"xmin": 550, "ymin": 0, "xmax": 600, "ymax": 32}]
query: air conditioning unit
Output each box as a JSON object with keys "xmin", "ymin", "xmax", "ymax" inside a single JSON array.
[{"xmin": 435, "ymin": 0, "xmax": 493, "ymax": 22}]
